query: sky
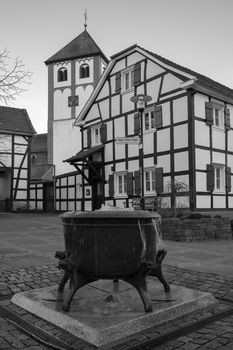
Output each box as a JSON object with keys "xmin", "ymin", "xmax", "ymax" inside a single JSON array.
[{"xmin": 1, "ymin": 0, "xmax": 233, "ymax": 134}]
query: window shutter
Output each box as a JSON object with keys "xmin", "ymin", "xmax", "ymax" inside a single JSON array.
[
  {"xmin": 134, "ymin": 112, "xmax": 141, "ymax": 134},
  {"xmin": 224, "ymin": 108, "xmax": 231, "ymax": 131},
  {"xmin": 154, "ymin": 105, "xmax": 163, "ymax": 129},
  {"xmin": 87, "ymin": 127, "xmax": 91, "ymax": 147},
  {"xmin": 134, "ymin": 170, "xmax": 141, "ymax": 195},
  {"xmin": 108, "ymin": 174, "xmax": 114, "ymax": 197},
  {"xmin": 115, "ymin": 72, "xmax": 121, "ymax": 93},
  {"xmin": 205, "ymin": 102, "xmax": 213, "ymax": 126},
  {"xmin": 100, "ymin": 123, "xmax": 107, "ymax": 143},
  {"xmin": 226, "ymin": 166, "xmax": 231, "ymax": 192},
  {"xmin": 133, "ymin": 62, "xmax": 141, "ymax": 86},
  {"xmin": 206, "ymin": 164, "xmax": 215, "ymax": 191},
  {"xmin": 126, "ymin": 172, "xmax": 134, "ymax": 196},
  {"xmin": 155, "ymin": 167, "xmax": 164, "ymax": 193}
]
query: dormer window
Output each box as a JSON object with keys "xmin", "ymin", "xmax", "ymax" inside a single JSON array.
[
  {"xmin": 80, "ymin": 64, "xmax": 90, "ymax": 79},
  {"xmin": 57, "ymin": 67, "xmax": 67, "ymax": 82}
]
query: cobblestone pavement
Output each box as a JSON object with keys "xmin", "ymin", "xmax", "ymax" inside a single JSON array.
[{"xmin": 0, "ymin": 213, "xmax": 233, "ymax": 349}]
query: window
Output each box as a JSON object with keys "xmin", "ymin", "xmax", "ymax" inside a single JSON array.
[
  {"xmin": 214, "ymin": 165, "xmax": 225, "ymax": 192},
  {"xmin": 91, "ymin": 125, "xmax": 101, "ymax": 146},
  {"xmin": 115, "ymin": 173, "xmax": 127, "ymax": 196},
  {"xmin": 122, "ymin": 67, "xmax": 134, "ymax": 92},
  {"xmin": 80, "ymin": 64, "xmax": 90, "ymax": 79},
  {"xmin": 57, "ymin": 67, "xmax": 67, "ymax": 82},
  {"xmin": 144, "ymin": 168, "xmax": 156, "ymax": 193},
  {"xmin": 144, "ymin": 109, "xmax": 155, "ymax": 131},
  {"xmin": 213, "ymin": 106, "xmax": 224, "ymax": 129}
]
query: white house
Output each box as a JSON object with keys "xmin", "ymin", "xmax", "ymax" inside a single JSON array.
[{"xmin": 64, "ymin": 44, "xmax": 233, "ymax": 212}]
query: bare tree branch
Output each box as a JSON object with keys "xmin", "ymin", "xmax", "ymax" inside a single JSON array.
[{"xmin": 0, "ymin": 49, "xmax": 32, "ymax": 104}]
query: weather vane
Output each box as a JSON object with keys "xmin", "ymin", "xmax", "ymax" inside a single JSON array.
[{"xmin": 84, "ymin": 9, "xmax": 87, "ymax": 29}]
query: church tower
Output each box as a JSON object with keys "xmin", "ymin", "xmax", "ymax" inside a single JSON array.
[{"xmin": 45, "ymin": 28, "xmax": 108, "ymax": 175}]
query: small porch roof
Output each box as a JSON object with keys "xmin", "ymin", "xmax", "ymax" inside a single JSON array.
[{"xmin": 64, "ymin": 144, "xmax": 104, "ymax": 164}]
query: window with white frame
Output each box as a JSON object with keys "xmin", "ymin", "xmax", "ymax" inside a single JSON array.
[
  {"xmin": 144, "ymin": 168, "xmax": 156, "ymax": 194},
  {"xmin": 214, "ymin": 164, "xmax": 225, "ymax": 192},
  {"xmin": 115, "ymin": 172, "xmax": 127, "ymax": 196},
  {"xmin": 91, "ymin": 125, "xmax": 101, "ymax": 146},
  {"xmin": 213, "ymin": 104, "xmax": 224, "ymax": 129},
  {"xmin": 122, "ymin": 67, "xmax": 134, "ymax": 92},
  {"xmin": 144, "ymin": 108, "xmax": 155, "ymax": 131}
]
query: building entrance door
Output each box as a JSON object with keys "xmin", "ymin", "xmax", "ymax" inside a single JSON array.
[{"xmin": 0, "ymin": 170, "xmax": 11, "ymax": 211}]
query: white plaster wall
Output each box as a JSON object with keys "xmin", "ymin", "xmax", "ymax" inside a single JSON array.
[
  {"xmin": 228, "ymin": 196, "xmax": 233, "ymax": 208},
  {"xmin": 54, "ymin": 62, "xmax": 71, "ymax": 88},
  {"xmin": 144, "ymin": 157, "xmax": 154, "ymax": 168},
  {"xmin": 75, "ymin": 85, "xmax": 94, "ymax": 116},
  {"xmin": 196, "ymin": 195, "xmax": 211, "ymax": 208},
  {"xmin": 144, "ymin": 132, "xmax": 154, "ymax": 154},
  {"xmin": 228, "ymin": 131, "xmax": 233, "ymax": 152},
  {"xmin": 105, "ymin": 143, "xmax": 113, "ymax": 163},
  {"xmin": 157, "ymin": 154, "xmax": 170, "ymax": 173},
  {"xmin": 68, "ymin": 202, "xmax": 75, "ymax": 211},
  {"xmin": 212, "ymin": 151, "xmax": 225, "ymax": 164},
  {"xmin": 195, "ymin": 120, "xmax": 210, "ymax": 147},
  {"xmin": 111, "ymin": 95, "xmax": 120, "ymax": 117},
  {"xmin": 196, "ymin": 172, "xmax": 207, "ymax": 192},
  {"xmin": 115, "ymin": 162, "xmax": 125, "ymax": 172},
  {"xmin": 16, "ymin": 190, "xmax": 27, "ymax": 199},
  {"xmin": 97, "ymin": 81, "xmax": 109, "ymax": 100},
  {"xmin": 162, "ymin": 74, "xmax": 182, "ymax": 94},
  {"xmin": 127, "ymin": 113, "xmax": 135, "ymax": 135},
  {"xmin": 174, "ymin": 124, "xmax": 188, "ymax": 149},
  {"xmin": 111, "ymin": 59, "xmax": 126, "ymax": 75},
  {"xmin": 122, "ymin": 90, "xmax": 134, "ymax": 114},
  {"xmin": 213, "ymin": 195, "xmax": 226, "ymax": 208},
  {"xmin": 195, "ymin": 148, "xmax": 210, "ymax": 169},
  {"xmin": 146, "ymin": 79, "xmax": 161, "ymax": 104},
  {"xmin": 14, "ymin": 154, "xmax": 24, "ymax": 168},
  {"xmin": 115, "ymin": 144, "xmax": 125, "ymax": 160},
  {"xmin": 114, "ymin": 117, "xmax": 125, "ymax": 138},
  {"xmin": 75, "ymin": 58, "xmax": 93, "ymax": 85},
  {"xmin": 173, "ymin": 97, "xmax": 188, "ymax": 123},
  {"xmin": 128, "ymin": 144, "xmax": 139, "ymax": 159},
  {"xmin": 174, "ymin": 151, "xmax": 189, "ymax": 172},
  {"xmin": 53, "ymin": 120, "xmax": 81, "ymax": 175},
  {"xmin": 146, "ymin": 60, "xmax": 165, "ymax": 80},
  {"xmin": 99, "ymin": 99, "xmax": 109, "ymax": 120},
  {"xmin": 110, "ymin": 76, "xmax": 116, "ymax": 94},
  {"xmin": 157, "ymin": 129, "xmax": 170, "ymax": 152},
  {"xmin": 15, "ymin": 135, "xmax": 27, "ymax": 144},
  {"xmin": 54, "ymin": 88, "xmax": 71, "ymax": 120},
  {"xmin": 212, "ymin": 129, "xmax": 225, "ymax": 150},
  {"xmin": 107, "ymin": 120, "xmax": 113, "ymax": 141},
  {"xmin": 128, "ymin": 160, "xmax": 139, "ymax": 172},
  {"xmin": 85, "ymin": 103, "xmax": 100, "ymax": 122},
  {"xmin": 194, "ymin": 93, "xmax": 209, "ymax": 119},
  {"xmin": 127, "ymin": 52, "xmax": 144, "ymax": 66},
  {"xmin": 162, "ymin": 102, "xmax": 170, "ymax": 127}
]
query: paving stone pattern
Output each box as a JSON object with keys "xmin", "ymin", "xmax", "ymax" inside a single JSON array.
[{"xmin": 0, "ymin": 264, "xmax": 233, "ymax": 349}]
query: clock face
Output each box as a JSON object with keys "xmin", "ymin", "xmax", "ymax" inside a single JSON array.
[{"xmin": 68, "ymin": 95, "xmax": 79, "ymax": 107}]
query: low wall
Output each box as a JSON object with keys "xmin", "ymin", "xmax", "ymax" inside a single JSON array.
[{"xmin": 162, "ymin": 217, "xmax": 233, "ymax": 241}]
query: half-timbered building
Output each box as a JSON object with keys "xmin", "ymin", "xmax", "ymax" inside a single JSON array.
[
  {"xmin": 65, "ymin": 44, "xmax": 233, "ymax": 212},
  {"xmin": 0, "ymin": 106, "xmax": 35, "ymax": 211}
]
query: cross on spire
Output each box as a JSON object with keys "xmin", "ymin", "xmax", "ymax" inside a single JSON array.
[{"xmin": 84, "ymin": 9, "xmax": 87, "ymax": 30}]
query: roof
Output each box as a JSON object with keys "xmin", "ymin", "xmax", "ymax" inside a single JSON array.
[
  {"xmin": 75, "ymin": 45, "xmax": 233, "ymax": 125},
  {"xmin": 141, "ymin": 46, "xmax": 233, "ymax": 99},
  {"xmin": 64, "ymin": 144, "xmax": 104, "ymax": 163},
  {"xmin": 0, "ymin": 106, "xmax": 36, "ymax": 135},
  {"xmin": 31, "ymin": 133, "xmax": 47, "ymax": 152},
  {"xmin": 45, "ymin": 30, "xmax": 108, "ymax": 65}
]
